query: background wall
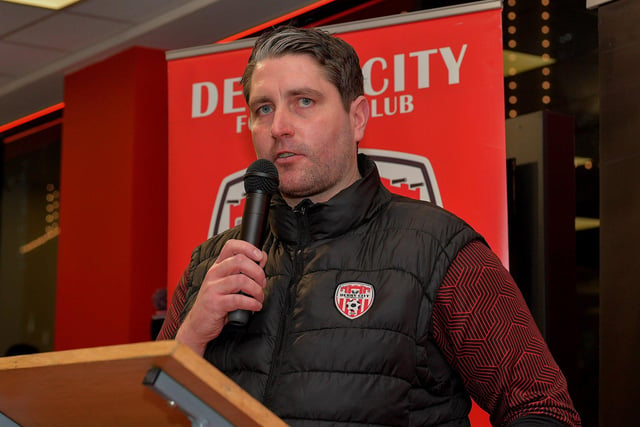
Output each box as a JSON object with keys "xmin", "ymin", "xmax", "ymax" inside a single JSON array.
[
  {"xmin": 598, "ymin": 0, "xmax": 640, "ymax": 424},
  {"xmin": 54, "ymin": 47, "xmax": 168, "ymax": 350},
  {"xmin": 0, "ymin": 118, "xmax": 61, "ymax": 355}
]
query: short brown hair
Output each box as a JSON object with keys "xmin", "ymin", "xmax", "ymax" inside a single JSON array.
[{"xmin": 241, "ymin": 26, "xmax": 364, "ymax": 111}]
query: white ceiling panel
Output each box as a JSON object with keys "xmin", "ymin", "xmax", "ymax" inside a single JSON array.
[
  {"xmin": 0, "ymin": 2, "xmax": 53, "ymax": 36},
  {"xmin": 5, "ymin": 11, "xmax": 131, "ymax": 51},
  {"xmin": 67, "ymin": 0, "xmax": 190, "ymax": 24},
  {"xmin": 0, "ymin": 40, "xmax": 66, "ymax": 76},
  {"xmin": 127, "ymin": 0, "xmax": 315, "ymax": 50}
]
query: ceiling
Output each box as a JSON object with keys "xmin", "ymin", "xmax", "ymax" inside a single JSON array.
[
  {"xmin": 0, "ymin": 0, "xmax": 332, "ymax": 126},
  {"xmin": 0, "ymin": 0, "xmax": 602, "ymax": 231},
  {"xmin": 0, "ymin": 0, "xmax": 599, "ymax": 135}
]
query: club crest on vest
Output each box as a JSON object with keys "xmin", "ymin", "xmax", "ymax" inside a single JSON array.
[{"xmin": 335, "ymin": 282, "xmax": 375, "ymax": 319}]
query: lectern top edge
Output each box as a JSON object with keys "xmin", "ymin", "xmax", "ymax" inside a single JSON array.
[{"xmin": 0, "ymin": 340, "xmax": 179, "ymax": 370}]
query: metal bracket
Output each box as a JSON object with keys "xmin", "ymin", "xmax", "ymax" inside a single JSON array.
[
  {"xmin": 0, "ymin": 411, "xmax": 20, "ymax": 427},
  {"xmin": 143, "ymin": 367, "xmax": 233, "ymax": 427}
]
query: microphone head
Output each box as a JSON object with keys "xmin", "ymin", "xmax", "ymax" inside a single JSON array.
[{"xmin": 244, "ymin": 159, "xmax": 279, "ymax": 194}]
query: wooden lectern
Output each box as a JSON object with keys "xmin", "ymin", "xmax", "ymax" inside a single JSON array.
[{"xmin": 0, "ymin": 340, "xmax": 286, "ymax": 426}]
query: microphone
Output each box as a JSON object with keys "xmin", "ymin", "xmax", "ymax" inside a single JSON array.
[{"xmin": 227, "ymin": 159, "xmax": 279, "ymax": 326}]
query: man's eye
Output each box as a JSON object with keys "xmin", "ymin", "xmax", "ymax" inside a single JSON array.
[
  {"xmin": 257, "ymin": 105, "xmax": 273, "ymax": 115},
  {"xmin": 298, "ymin": 97, "xmax": 313, "ymax": 107}
]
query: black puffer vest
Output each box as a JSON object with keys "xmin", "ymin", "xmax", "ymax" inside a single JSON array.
[{"xmin": 181, "ymin": 154, "xmax": 483, "ymax": 426}]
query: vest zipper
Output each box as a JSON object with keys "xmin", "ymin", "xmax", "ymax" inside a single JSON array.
[{"xmin": 263, "ymin": 203, "xmax": 309, "ymax": 407}]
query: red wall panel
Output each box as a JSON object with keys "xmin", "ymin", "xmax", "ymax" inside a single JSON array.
[{"xmin": 55, "ymin": 47, "xmax": 168, "ymax": 350}]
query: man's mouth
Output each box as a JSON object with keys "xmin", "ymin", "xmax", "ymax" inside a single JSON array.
[{"xmin": 277, "ymin": 152, "xmax": 295, "ymax": 159}]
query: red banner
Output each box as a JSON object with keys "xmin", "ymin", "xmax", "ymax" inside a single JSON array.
[{"xmin": 167, "ymin": 3, "xmax": 506, "ymax": 298}]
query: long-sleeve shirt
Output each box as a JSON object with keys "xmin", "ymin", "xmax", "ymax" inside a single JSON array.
[{"xmin": 158, "ymin": 240, "xmax": 581, "ymax": 426}]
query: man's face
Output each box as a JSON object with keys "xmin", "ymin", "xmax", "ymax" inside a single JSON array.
[{"xmin": 247, "ymin": 54, "xmax": 368, "ymax": 206}]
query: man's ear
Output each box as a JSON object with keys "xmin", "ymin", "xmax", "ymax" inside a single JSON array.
[{"xmin": 350, "ymin": 95, "xmax": 370, "ymax": 143}]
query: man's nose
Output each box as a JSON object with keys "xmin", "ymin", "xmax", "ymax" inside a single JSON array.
[{"xmin": 270, "ymin": 107, "xmax": 294, "ymax": 138}]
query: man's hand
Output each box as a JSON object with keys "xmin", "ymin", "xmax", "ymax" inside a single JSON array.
[{"xmin": 175, "ymin": 239, "xmax": 267, "ymax": 355}]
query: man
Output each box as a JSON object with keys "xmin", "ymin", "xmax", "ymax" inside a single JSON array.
[{"xmin": 158, "ymin": 26, "xmax": 581, "ymax": 426}]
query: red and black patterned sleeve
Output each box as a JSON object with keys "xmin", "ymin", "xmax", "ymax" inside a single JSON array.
[
  {"xmin": 432, "ymin": 240, "xmax": 581, "ymax": 426},
  {"xmin": 156, "ymin": 267, "xmax": 190, "ymax": 341}
]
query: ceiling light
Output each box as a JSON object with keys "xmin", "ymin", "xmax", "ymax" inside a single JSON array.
[{"xmin": 0, "ymin": 0, "xmax": 81, "ymax": 10}]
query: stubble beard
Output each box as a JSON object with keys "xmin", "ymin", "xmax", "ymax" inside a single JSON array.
[{"xmin": 278, "ymin": 162, "xmax": 339, "ymax": 203}]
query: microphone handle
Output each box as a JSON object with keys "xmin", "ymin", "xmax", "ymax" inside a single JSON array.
[
  {"xmin": 228, "ymin": 192, "xmax": 270, "ymax": 326},
  {"xmin": 227, "ymin": 307, "xmax": 251, "ymax": 326}
]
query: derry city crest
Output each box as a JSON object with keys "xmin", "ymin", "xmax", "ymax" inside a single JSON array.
[{"xmin": 334, "ymin": 282, "xmax": 375, "ymax": 320}]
